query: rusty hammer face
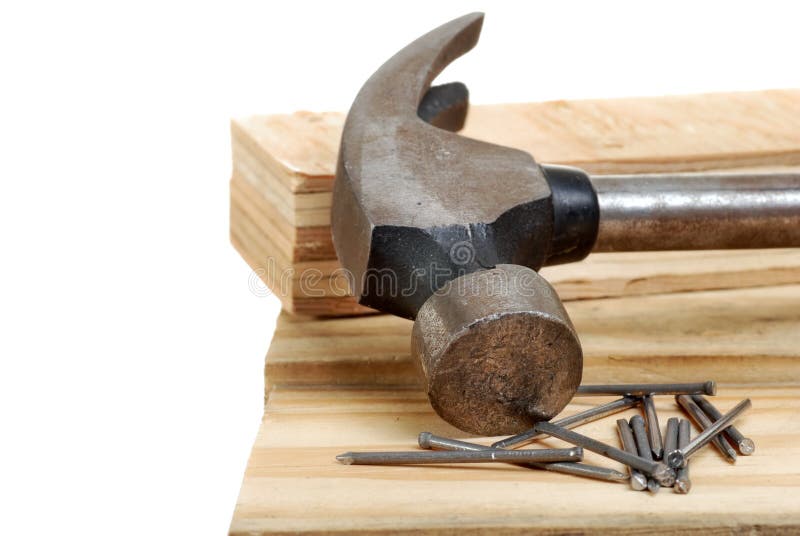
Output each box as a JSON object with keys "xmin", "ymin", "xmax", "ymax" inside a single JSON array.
[{"xmin": 331, "ymin": 13, "xmax": 596, "ymax": 435}]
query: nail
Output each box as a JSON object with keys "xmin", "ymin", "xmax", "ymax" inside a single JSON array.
[
  {"xmin": 615, "ymin": 419, "xmax": 648, "ymax": 491},
  {"xmin": 534, "ymin": 421, "xmax": 675, "ymax": 486},
  {"xmin": 691, "ymin": 395, "xmax": 755, "ymax": 455},
  {"xmin": 674, "ymin": 419, "xmax": 692, "ymax": 494},
  {"xmin": 675, "ymin": 395, "xmax": 737, "ymax": 463},
  {"xmin": 642, "ymin": 395, "xmax": 664, "ymax": 459},
  {"xmin": 336, "ymin": 446, "xmax": 583, "ymax": 465},
  {"xmin": 668, "ymin": 398, "xmax": 752, "ymax": 469},
  {"xmin": 493, "ymin": 397, "xmax": 639, "ymax": 449},
  {"xmin": 630, "ymin": 415, "xmax": 660, "ymax": 494},
  {"xmin": 576, "ymin": 381, "xmax": 715, "ymax": 397},
  {"xmin": 418, "ymin": 432, "xmax": 628, "ymax": 482},
  {"xmin": 663, "ymin": 417, "xmax": 680, "ymax": 461}
]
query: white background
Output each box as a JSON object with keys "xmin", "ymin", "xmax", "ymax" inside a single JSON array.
[{"xmin": 1, "ymin": 1, "xmax": 798, "ymax": 534}]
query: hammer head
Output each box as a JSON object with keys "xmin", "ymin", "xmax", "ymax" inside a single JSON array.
[
  {"xmin": 332, "ymin": 13, "xmax": 597, "ymax": 434},
  {"xmin": 332, "ymin": 13, "xmax": 555, "ymax": 319}
]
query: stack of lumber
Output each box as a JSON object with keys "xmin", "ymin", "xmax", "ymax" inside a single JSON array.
[
  {"xmin": 230, "ymin": 90, "xmax": 800, "ymax": 316},
  {"xmin": 228, "ymin": 90, "xmax": 800, "ymax": 534}
]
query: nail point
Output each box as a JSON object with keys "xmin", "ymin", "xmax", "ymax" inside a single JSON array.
[
  {"xmin": 631, "ymin": 473, "xmax": 648, "ymax": 491},
  {"xmin": 336, "ymin": 453, "xmax": 354, "ymax": 465}
]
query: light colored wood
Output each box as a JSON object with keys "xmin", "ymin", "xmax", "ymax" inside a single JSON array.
[
  {"xmin": 540, "ymin": 248, "xmax": 800, "ymax": 300},
  {"xmin": 231, "ymin": 386, "xmax": 800, "ymax": 535},
  {"xmin": 231, "ymin": 281, "xmax": 800, "ymax": 535},
  {"xmin": 264, "ymin": 284, "xmax": 800, "ymax": 391},
  {"xmin": 231, "ymin": 279, "xmax": 800, "ymax": 533},
  {"xmin": 233, "ymin": 90, "xmax": 800, "ymax": 195},
  {"xmin": 230, "ymin": 90, "xmax": 800, "ymax": 316}
]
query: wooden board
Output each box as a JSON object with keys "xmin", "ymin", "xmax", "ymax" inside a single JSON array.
[
  {"xmin": 232, "ymin": 387, "xmax": 799, "ymax": 535},
  {"xmin": 230, "ymin": 284, "xmax": 800, "ymax": 534},
  {"xmin": 233, "ymin": 90, "xmax": 800, "ymax": 196},
  {"xmin": 263, "ymin": 284, "xmax": 800, "ymax": 391},
  {"xmin": 230, "ymin": 90, "xmax": 800, "ymax": 316}
]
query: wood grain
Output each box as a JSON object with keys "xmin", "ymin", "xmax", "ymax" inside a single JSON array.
[
  {"xmin": 230, "ymin": 90, "xmax": 800, "ymax": 316},
  {"xmin": 233, "ymin": 90, "xmax": 800, "ymax": 194},
  {"xmin": 264, "ymin": 284, "xmax": 800, "ymax": 391},
  {"xmin": 231, "ymin": 281, "xmax": 800, "ymax": 533},
  {"xmin": 231, "ymin": 386, "xmax": 800, "ymax": 535}
]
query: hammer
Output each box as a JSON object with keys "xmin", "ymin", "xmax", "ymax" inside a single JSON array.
[{"xmin": 331, "ymin": 13, "xmax": 800, "ymax": 435}]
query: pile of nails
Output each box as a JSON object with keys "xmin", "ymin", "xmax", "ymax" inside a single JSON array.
[{"xmin": 336, "ymin": 381, "xmax": 754, "ymax": 494}]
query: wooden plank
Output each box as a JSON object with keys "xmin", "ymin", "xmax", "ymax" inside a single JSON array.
[
  {"xmin": 233, "ymin": 171, "xmax": 800, "ymax": 308},
  {"xmin": 231, "ymin": 386, "xmax": 800, "ymax": 535},
  {"xmin": 233, "ymin": 90, "xmax": 800, "ymax": 195},
  {"xmin": 264, "ymin": 284, "xmax": 800, "ymax": 390},
  {"xmin": 230, "ymin": 91, "xmax": 800, "ymax": 316},
  {"xmin": 231, "ymin": 281, "xmax": 800, "ymax": 533},
  {"xmin": 540, "ymin": 248, "xmax": 800, "ymax": 300}
]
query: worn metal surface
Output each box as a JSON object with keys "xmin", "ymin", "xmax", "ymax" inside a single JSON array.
[
  {"xmin": 675, "ymin": 395, "xmax": 738, "ymax": 463},
  {"xmin": 492, "ymin": 396, "xmax": 638, "ymax": 449},
  {"xmin": 335, "ymin": 447, "xmax": 582, "ymax": 465},
  {"xmin": 412, "ymin": 265, "xmax": 582, "ymax": 435},
  {"xmin": 642, "ymin": 395, "xmax": 664, "ymax": 460},
  {"xmin": 663, "ymin": 417, "xmax": 680, "ymax": 461},
  {"xmin": 593, "ymin": 173, "xmax": 800, "ymax": 252},
  {"xmin": 615, "ymin": 419, "xmax": 649, "ymax": 491},
  {"xmin": 576, "ymin": 381, "xmax": 716, "ymax": 397},
  {"xmin": 668, "ymin": 399, "xmax": 752, "ymax": 469},
  {"xmin": 691, "ymin": 395, "xmax": 756, "ymax": 455},
  {"xmin": 630, "ymin": 415, "xmax": 661, "ymax": 493},
  {"xmin": 534, "ymin": 421, "xmax": 675, "ymax": 486},
  {"xmin": 674, "ymin": 419, "xmax": 692, "ymax": 494},
  {"xmin": 418, "ymin": 432, "xmax": 628, "ymax": 482},
  {"xmin": 332, "ymin": 12, "xmax": 556, "ymax": 320}
]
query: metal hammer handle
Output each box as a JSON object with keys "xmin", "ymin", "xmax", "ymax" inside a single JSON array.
[{"xmin": 591, "ymin": 172, "xmax": 800, "ymax": 252}]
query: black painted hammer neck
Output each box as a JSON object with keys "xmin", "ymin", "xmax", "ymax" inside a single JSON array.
[{"xmin": 541, "ymin": 164, "xmax": 600, "ymax": 266}]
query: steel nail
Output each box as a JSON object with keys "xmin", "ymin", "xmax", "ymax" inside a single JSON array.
[
  {"xmin": 675, "ymin": 395, "xmax": 738, "ymax": 463},
  {"xmin": 663, "ymin": 417, "xmax": 680, "ymax": 461},
  {"xmin": 691, "ymin": 395, "xmax": 755, "ymax": 455},
  {"xmin": 668, "ymin": 398, "xmax": 752, "ymax": 469},
  {"xmin": 629, "ymin": 415, "xmax": 653, "ymax": 462},
  {"xmin": 336, "ymin": 446, "xmax": 583, "ymax": 465},
  {"xmin": 534, "ymin": 421, "xmax": 675, "ymax": 486},
  {"xmin": 630, "ymin": 415, "xmax": 661, "ymax": 493},
  {"xmin": 576, "ymin": 381, "xmax": 716, "ymax": 397},
  {"xmin": 493, "ymin": 396, "xmax": 639, "ymax": 449},
  {"xmin": 674, "ymin": 419, "xmax": 692, "ymax": 494},
  {"xmin": 418, "ymin": 432, "xmax": 628, "ymax": 482},
  {"xmin": 615, "ymin": 419, "xmax": 648, "ymax": 491},
  {"xmin": 642, "ymin": 395, "xmax": 664, "ymax": 459}
]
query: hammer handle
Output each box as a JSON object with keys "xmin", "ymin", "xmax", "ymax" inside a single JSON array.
[{"xmin": 591, "ymin": 172, "xmax": 800, "ymax": 252}]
